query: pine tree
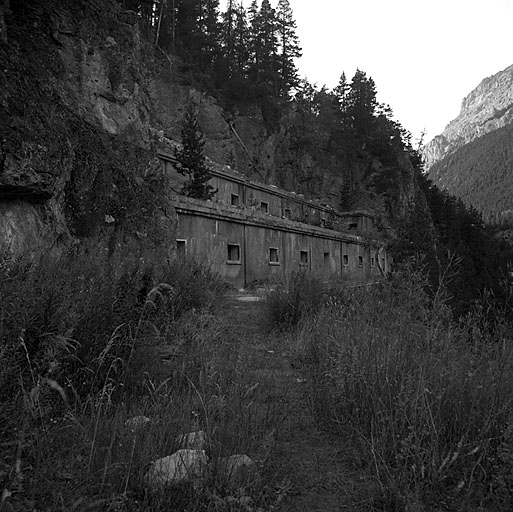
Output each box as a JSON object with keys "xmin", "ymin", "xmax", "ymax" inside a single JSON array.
[
  {"xmin": 333, "ymin": 72, "xmax": 349, "ymax": 112},
  {"xmin": 345, "ymin": 69, "xmax": 378, "ymax": 137},
  {"xmin": 221, "ymin": 0, "xmax": 248, "ymax": 79},
  {"xmin": 175, "ymin": 103, "xmax": 217, "ymax": 200},
  {"xmin": 276, "ymin": 0, "xmax": 302, "ymax": 98},
  {"xmin": 248, "ymin": 0, "xmax": 277, "ymax": 90},
  {"xmin": 232, "ymin": 2, "xmax": 249, "ymax": 78},
  {"xmin": 198, "ymin": 0, "xmax": 221, "ymax": 71}
]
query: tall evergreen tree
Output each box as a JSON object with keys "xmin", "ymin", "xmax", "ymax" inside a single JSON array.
[
  {"xmin": 175, "ymin": 103, "xmax": 217, "ymax": 200},
  {"xmin": 232, "ymin": 2, "xmax": 249, "ymax": 78},
  {"xmin": 198, "ymin": 0, "xmax": 221, "ymax": 71},
  {"xmin": 344, "ymin": 69, "xmax": 378, "ymax": 138},
  {"xmin": 275, "ymin": 0, "xmax": 302, "ymax": 98},
  {"xmin": 248, "ymin": 0, "xmax": 278, "ymax": 90}
]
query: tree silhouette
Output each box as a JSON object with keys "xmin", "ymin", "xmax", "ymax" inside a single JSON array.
[{"xmin": 175, "ymin": 103, "xmax": 217, "ymax": 200}]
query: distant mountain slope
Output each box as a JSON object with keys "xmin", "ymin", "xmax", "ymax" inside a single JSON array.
[
  {"xmin": 428, "ymin": 122, "xmax": 513, "ymax": 222},
  {"xmin": 424, "ymin": 64, "xmax": 513, "ymax": 170},
  {"xmin": 424, "ymin": 64, "xmax": 513, "ymax": 222}
]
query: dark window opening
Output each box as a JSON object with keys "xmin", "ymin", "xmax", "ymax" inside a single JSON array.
[
  {"xmin": 343, "ymin": 254, "xmax": 349, "ymax": 266},
  {"xmin": 269, "ymin": 247, "xmax": 280, "ymax": 264},
  {"xmin": 300, "ymin": 250, "xmax": 309, "ymax": 265},
  {"xmin": 231, "ymin": 193, "xmax": 240, "ymax": 207},
  {"xmin": 227, "ymin": 244, "xmax": 241, "ymax": 263},
  {"xmin": 284, "ymin": 208, "xmax": 292, "ymax": 219},
  {"xmin": 176, "ymin": 240, "xmax": 186, "ymax": 258},
  {"xmin": 324, "ymin": 252, "xmax": 330, "ymax": 269},
  {"xmin": 260, "ymin": 201, "xmax": 269, "ymax": 213},
  {"xmin": 348, "ymin": 222, "xmax": 358, "ymax": 230},
  {"xmin": 320, "ymin": 218, "xmax": 326, "ymax": 227},
  {"xmin": 371, "ymin": 256, "xmax": 376, "ymax": 267},
  {"xmin": 358, "ymin": 256, "xmax": 363, "ymax": 266}
]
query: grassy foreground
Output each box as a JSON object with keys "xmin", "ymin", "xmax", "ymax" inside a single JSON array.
[
  {"xmin": 0, "ymin": 248, "xmax": 284, "ymax": 511},
  {"xmin": 265, "ymin": 270, "xmax": 513, "ymax": 511}
]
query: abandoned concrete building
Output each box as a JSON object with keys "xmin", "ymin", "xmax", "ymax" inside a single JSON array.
[{"xmin": 159, "ymin": 152, "xmax": 390, "ymax": 289}]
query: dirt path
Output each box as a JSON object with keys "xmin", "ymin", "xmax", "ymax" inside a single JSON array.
[{"xmin": 218, "ymin": 291, "xmax": 377, "ymax": 512}]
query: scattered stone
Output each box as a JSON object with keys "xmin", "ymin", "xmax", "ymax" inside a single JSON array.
[
  {"xmin": 217, "ymin": 454, "xmax": 260, "ymax": 489},
  {"xmin": 124, "ymin": 416, "xmax": 150, "ymax": 433},
  {"xmin": 105, "ymin": 36, "xmax": 117, "ymax": 47},
  {"xmin": 176, "ymin": 430, "xmax": 207, "ymax": 450},
  {"xmin": 145, "ymin": 449, "xmax": 208, "ymax": 490}
]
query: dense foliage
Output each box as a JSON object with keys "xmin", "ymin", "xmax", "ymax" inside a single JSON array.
[
  {"xmin": 276, "ymin": 272, "xmax": 513, "ymax": 510},
  {"xmin": 117, "ymin": 0, "xmax": 302, "ymax": 102},
  {"xmin": 392, "ymin": 149, "xmax": 512, "ymax": 317}
]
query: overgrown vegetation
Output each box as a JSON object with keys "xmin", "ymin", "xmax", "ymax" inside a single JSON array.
[
  {"xmin": 266, "ymin": 268, "xmax": 513, "ymax": 510},
  {"xmin": 0, "ymin": 248, "xmax": 285, "ymax": 511}
]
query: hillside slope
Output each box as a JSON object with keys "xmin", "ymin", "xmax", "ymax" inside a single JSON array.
[
  {"xmin": 424, "ymin": 64, "xmax": 513, "ymax": 170},
  {"xmin": 428, "ymin": 122, "xmax": 513, "ymax": 222}
]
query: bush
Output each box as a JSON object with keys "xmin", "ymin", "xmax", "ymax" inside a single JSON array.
[
  {"xmin": 0, "ymin": 244, "xmax": 286, "ymax": 511},
  {"xmin": 263, "ymin": 271, "xmax": 326, "ymax": 331},
  {"xmin": 0, "ymin": 246, "xmax": 225, "ymax": 417},
  {"xmin": 297, "ymin": 269, "xmax": 513, "ymax": 509}
]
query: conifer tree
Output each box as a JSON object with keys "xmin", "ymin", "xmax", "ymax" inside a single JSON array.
[
  {"xmin": 333, "ymin": 72, "xmax": 349, "ymax": 112},
  {"xmin": 276, "ymin": 0, "xmax": 302, "ymax": 98},
  {"xmin": 198, "ymin": 0, "xmax": 221, "ymax": 71},
  {"xmin": 345, "ymin": 69, "xmax": 378, "ymax": 137},
  {"xmin": 248, "ymin": 0, "xmax": 278, "ymax": 89},
  {"xmin": 175, "ymin": 103, "xmax": 217, "ymax": 200},
  {"xmin": 221, "ymin": 0, "xmax": 249, "ymax": 79}
]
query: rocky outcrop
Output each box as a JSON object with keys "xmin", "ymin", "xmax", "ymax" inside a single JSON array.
[
  {"xmin": 0, "ymin": 0, "xmax": 177, "ymax": 259},
  {"xmin": 424, "ymin": 64, "xmax": 513, "ymax": 169}
]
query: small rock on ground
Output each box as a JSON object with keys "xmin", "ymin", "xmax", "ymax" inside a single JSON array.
[{"xmin": 145, "ymin": 449, "xmax": 208, "ymax": 490}]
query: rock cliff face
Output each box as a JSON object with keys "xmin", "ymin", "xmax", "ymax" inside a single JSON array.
[
  {"xmin": 0, "ymin": 0, "xmax": 414, "ymax": 260},
  {"xmin": 424, "ymin": 64, "xmax": 513, "ymax": 170}
]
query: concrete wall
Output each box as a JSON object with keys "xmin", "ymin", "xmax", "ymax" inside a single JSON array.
[
  {"xmin": 174, "ymin": 198, "xmax": 390, "ymax": 288},
  {"xmin": 160, "ymin": 153, "xmax": 377, "ymax": 234}
]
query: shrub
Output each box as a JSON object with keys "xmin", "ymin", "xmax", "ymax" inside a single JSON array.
[
  {"xmin": 297, "ymin": 269, "xmax": 513, "ymax": 509},
  {"xmin": 0, "ymin": 244, "xmax": 285, "ymax": 512},
  {"xmin": 263, "ymin": 271, "xmax": 326, "ymax": 331}
]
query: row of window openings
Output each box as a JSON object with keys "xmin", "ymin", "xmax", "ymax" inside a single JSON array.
[
  {"xmin": 180, "ymin": 240, "xmax": 381, "ymax": 268},
  {"xmin": 230, "ymin": 195, "xmax": 331, "ymax": 226},
  {"xmin": 227, "ymin": 244, "xmax": 382, "ymax": 268}
]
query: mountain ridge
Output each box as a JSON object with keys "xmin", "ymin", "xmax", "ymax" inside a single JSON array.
[{"xmin": 424, "ymin": 64, "xmax": 513, "ymax": 170}]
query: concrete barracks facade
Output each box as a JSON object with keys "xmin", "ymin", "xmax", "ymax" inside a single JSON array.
[{"xmin": 159, "ymin": 152, "xmax": 390, "ymax": 289}]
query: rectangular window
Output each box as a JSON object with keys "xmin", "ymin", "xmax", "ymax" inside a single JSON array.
[
  {"xmin": 324, "ymin": 252, "xmax": 330, "ymax": 269},
  {"xmin": 300, "ymin": 250, "xmax": 309, "ymax": 265},
  {"xmin": 343, "ymin": 254, "xmax": 349, "ymax": 266},
  {"xmin": 371, "ymin": 256, "xmax": 376, "ymax": 267},
  {"xmin": 269, "ymin": 247, "xmax": 280, "ymax": 265},
  {"xmin": 320, "ymin": 218, "xmax": 326, "ymax": 227},
  {"xmin": 358, "ymin": 255, "xmax": 363, "ymax": 267},
  {"xmin": 227, "ymin": 243, "xmax": 241, "ymax": 264},
  {"xmin": 260, "ymin": 201, "xmax": 269, "ymax": 213},
  {"xmin": 231, "ymin": 193, "xmax": 239, "ymax": 207},
  {"xmin": 284, "ymin": 208, "xmax": 292, "ymax": 219},
  {"xmin": 348, "ymin": 222, "xmax": 358, "ymax": 230},
  {"xmin": 176, "ymin": 239, "xmax": 187, "ymax": 258}
]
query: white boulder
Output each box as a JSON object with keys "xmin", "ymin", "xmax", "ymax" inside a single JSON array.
[
  {"xmin": 145, "ymin": 449, "xmax": 208, "ymax": 490},
  {"xmin": 218, "ymin": 454, "xmax": 260, "ymax": 489}
]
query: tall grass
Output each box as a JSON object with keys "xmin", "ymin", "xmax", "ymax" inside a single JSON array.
[
  {"xmin": 292, "ymin": 270, "xmax": 513, "ymax": 509},
  {"xmin": 263, "ymin": 271, "xmax": 328, "ymax": 331},
  {"xmin": 0, "ymin": 245, "xmax": 283, "ymax": 511}
]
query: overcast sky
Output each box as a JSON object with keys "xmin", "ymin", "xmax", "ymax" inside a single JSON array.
[{"xmin": 223, "ymin": 0, "xmax": 513, "ymax": 142}]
